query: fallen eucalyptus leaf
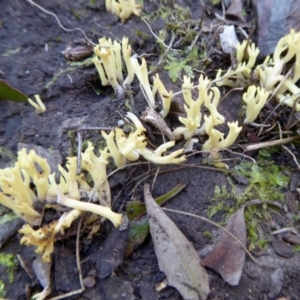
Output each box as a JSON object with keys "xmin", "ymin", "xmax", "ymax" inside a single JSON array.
[
  {"xmin": 144, "ymin": 183, "xmax": 210, "ymax": 300},
  {"xmin": 0, "ymin": 80, "xmax": 28, "ymax": 102},
  {"xmin": 201, "ymin": 206, "xmax": 246, "ymax": 286}
]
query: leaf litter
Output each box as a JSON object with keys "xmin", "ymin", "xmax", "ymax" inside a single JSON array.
[
  {"xmin": 201, "ymin": 206, "xmax": 247, "ymax": 286},
  {"xmin": 144, "ymin": 183, "xmax": 210, "ymax": 300}
]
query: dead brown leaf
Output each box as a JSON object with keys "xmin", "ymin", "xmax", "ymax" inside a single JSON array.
[
  {"xmin": 144, "ymin": 183, "xmax": 210, "ymax": 300},
  {"xmin": 201, "ymin": 207, "xmax": 246, "ymax": 286}
]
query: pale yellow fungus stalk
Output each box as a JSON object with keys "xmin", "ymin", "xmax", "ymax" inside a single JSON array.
[
  {"xmin": 243, "ymin": 86, "xmax": 269, "ymax": 124},
  {"xmin": 28, "ymin": 94, "xmax": 46, "ymax": 114},
  {"xmin": 56, "ymin": 188, "xmax": 123, "ymax": 228}
]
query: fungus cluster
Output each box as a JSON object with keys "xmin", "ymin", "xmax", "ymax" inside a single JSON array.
[
  {"xmin": 92, "ymin": 37, "xmax": 135, "ymax": 97},
  {"xmin": 172, "ymin": 75, "xmax": 242, "ymax": 150},
  {"xmin": 0, "ymin": 143, "xmax": 123, "ymax": 261},
  {"xmin": 105, "ymin": 0, "xmax": 142, "ymax": 23},
  {"xmin": 216, "ymin": 29, "xmax": 300, "ymax": 111},
  {"xmin": 3, "ymin": 28, "xmax": 300, "ymax": 263},
  {"xmin": 102, "ymin": 112, "xmax": 186, "ymax": 167}
]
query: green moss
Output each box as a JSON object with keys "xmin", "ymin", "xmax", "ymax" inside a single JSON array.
[
  {"xmin": 70, "ymin": 7, "xmax": 81, "ymax": 20},
  {"xmin": 209, "ymin": 0, "xmax": 222, "ymax": 5},
  {"xmin": 0, "ymin": 147, "xmax": 16, "ymax": 165},
  {"xmin": 164, "ymin": 46, "xmax": 199, "ymax": 82},
  {"xmin": 145, "ymin": 4, "xmax": 189, "ymax": 23},
  {"xmin": 0, "ymin": 212, "xmax": 18, "ymax": 225},
  {"xmin": 209, "ymin": 148, "xmax": 290, "ymax": 250},
  {"xmin": 1, "ymin": 47, "xmax": 21, "ymax": 57},
  {"xmin": 46, "ymin": 57, "xmax": 93, "ymax": 89},
  {"xmin": 0, "ymin": 253, "xmax": 17, "ymax": 283},
  {"xmin": 0, "ymin": 280, "xmax": 5, "ymax": 298},
  {"xmin": 135, "ymin": 30, "xmax": 149, "ymax": 43},
  {"xmin": 55, "ymin": 36, "xmax": 63, "ymax": 43}
]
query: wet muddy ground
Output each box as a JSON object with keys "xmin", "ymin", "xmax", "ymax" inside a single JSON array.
[{"xmin": 1, "ymin": 1, "xmax": 300, "ymax": 299}]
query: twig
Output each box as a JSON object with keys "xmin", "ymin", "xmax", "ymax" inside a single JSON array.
[
  {"xmin": 272, "ymin": 227, "xmax": 299, "ymax": 235},
  {"xmin": 151, "ymin": 166, "xmax": 160, "ymax": 192},
  {"xmin": 76, "ymin": 131, "xmax": 83, "ymax": 175},
  {"xmin": 149, "ymin": 34, "xmax": 176, "ymax": 75},
  {"xmin": 282, "ymin": 145, "xmax": 300, "ymax": 171},
  {"xmin": 187, "ymin": 29, "xmax": 202, "ymax": 51},
  {"xmin": 48, "ymin": 218, "xmax": 85, "ymax": 300},
  {"xmin": 248, "ymin": 122, "xmax": 271, "ymax": 128},
  {"xmin": 285, "ymin": 96, "xmax": 300, "ymax": 130},
  {"xmin": 218, "ymin": 87, "xmax": 244, "ymax": 106},
  {"xmin": 241, "ymin": 136, "xmax": 300, "ymax": 152},
  {"xmin": 141, "ymin": 17, "xmax": 179, "ymax": 51},
  {"xmin": 223, "ymin": 149, "xmax": 257, "ymax": 164},
  {"xmin": 78, "ymin": 126, "xmax": 115, "ymax": 131},
  {"xmin": 26, "ymin": 0, "xmax": 96, "ymax": 46}
]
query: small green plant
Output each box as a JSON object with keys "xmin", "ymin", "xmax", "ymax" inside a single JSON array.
[
  {"xmin": 0, "ymin": 253, "xmax": 17, "ymax": 283},
  {"xmin": 0, "ymin": 280, "xmax": 6, "ymax": 298},
  {"xmin": 164, "ymin": 47, "xmax": 199, "ymax": 82},
  {"xmin": 209, "ymin": 148, "xmax": 290, "ymax": 250}
]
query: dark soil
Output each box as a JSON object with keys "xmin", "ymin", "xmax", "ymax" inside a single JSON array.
[{"xmin": 0, "ymin": 1, "xmax": 300, "ymax": 300}]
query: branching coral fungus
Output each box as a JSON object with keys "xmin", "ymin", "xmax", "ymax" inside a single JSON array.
[
  {"xmin": 80, "ymin": 142, "xmax": 111, "ymax": 205},
  {"xmin": 215, "ymin": 41, "xmax": 259, "ymax": 88},
  {"xmin": 102, "ymin": 112, "xmax": 186, "ymax": 166},
  {"xmin": 152, "ymin": 74, "xmax": 173, "ymax": 118},
  {"xmin": 19, "ymin": 222, "xmax": 57, "ymax": 262},
  {"xmin": 173, "ymin": 75, "xmax": 225, "ymax": 142},
  {"xmin": 202, "ymin": 115, "xmax": 242, "ymax": 151},
  {"xmin": 0, "ymin": 149, "xmax": 48, "ymax": 225},
  {"xmin": 93, "ymin": 37, "xmax": 136, "ymax": 97},
  {"xmin": 28, "ymin": 94, "xmax": 46, "ymax": 114},
  {"xmin": 0, "ymin": 143, "xmax": 122, "ymax": 261},
  {"xmin": 217, "ymin": 29, "xmax": 300, "ymax": 111},
  {"xmin": 106, "ymin": 0, "xmax": 142, "ymax": 23},
  {"xmin": 139, "ymin": 141, "xmax": 186, "ymax": 164},
  {"xmin": 173, "ymin": 75, "xmax": 205, "ymax": 140},
  {"xmin": 243, "ymin": 86, "xmax": 269, "ymax": 124},
  {"xmin": 131, "ymin": 57, "xmax": 156, "ymax": 108}
]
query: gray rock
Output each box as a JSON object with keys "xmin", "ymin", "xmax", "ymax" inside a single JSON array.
[
  {"xmin": 268, "ymin": 268, "xmax": 284, "ymax": 299},
  {"xmin": 0, "ymin": 218, "xmax": 24, "ymax": 248},
  {"xmin": 252, "ymin": 0, "xmax": 300, "ymax": 57}
]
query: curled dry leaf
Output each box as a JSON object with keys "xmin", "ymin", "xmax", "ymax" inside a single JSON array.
[
  {"xmin": 141, "ymin": 107, "xmax": 175, "ymax": 141},
  {"xmin": 225, "ymin": 0, "xmax": 245, "ymax": 22},
  {"xmin": 201, "ymin": 207, "xmax": 247, "ymax": 286},
  {"xmin": 144, "ymin": 183, "xmax": 210, "ymax": 300}
]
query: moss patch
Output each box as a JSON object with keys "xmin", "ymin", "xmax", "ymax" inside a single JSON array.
[{"xmin": 208, "ymin": 148, "xmax": 290, "ymax": 250}]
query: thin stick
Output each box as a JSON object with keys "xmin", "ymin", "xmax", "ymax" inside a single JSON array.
[
  {"xmin": 78, "ymin": 126, "xmax": 115, "ymax": 131},
  {"xmin": 282, "ymin": 145, "xmax": 300, "ymax": 171},
  {"xmin": 26, "ymin": 0, "xmax": 96, "ymax": 46},
  {"xmin": 151, "ymin": 166, "xmax": 160, "ymax": 192},
  {"xmin": 141, "ymin": 17, "xmax": 179, "ymax": 51},
  {"xmin": 272, "ymin": 227, "xmax": 298, "ymax": 235},
  {"xmin": 149, "ymin": 34, "xmax": 176, "ymax": 75},
  {"xmin": 223, "ymin": 149, "xmax": 257, "ymax": 164},
  {"xmin": 77, "ymin": 131, "xmax": 83, "ymax": 175},
  {"xmin": 241, "ymin": 136, "xmax": 300, "ymax": 152}
]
